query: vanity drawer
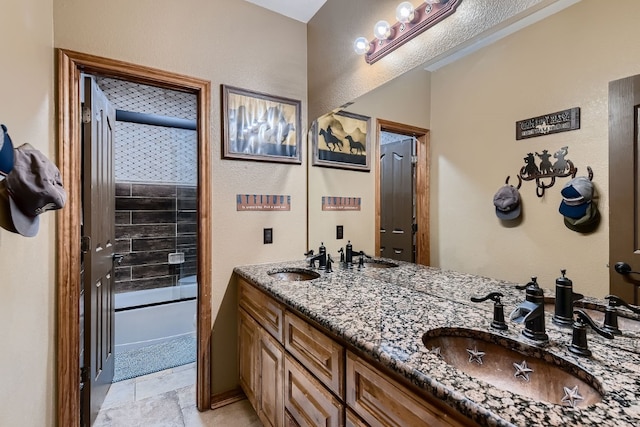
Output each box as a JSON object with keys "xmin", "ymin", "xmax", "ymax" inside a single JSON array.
[
  {"xmin": 284, "ymin": 354, "xmax": 344, "ymax": 427},
  {"xmin": 238, "ymin": 278, "xmax": 284, "ymax": 343},
  {"xmin": 284, "ymin": 311, "xmax": 345, "ymax": 398},
  {"xmin": 346, "ymin": 352, "xmax": 467, "ymax": 427}
]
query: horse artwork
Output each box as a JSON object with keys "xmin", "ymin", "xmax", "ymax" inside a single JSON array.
[
  {"xmin": 313, "ymin": 110, "xmax": 371, "ymax": 171},
  {"xmin": 319, "ymin": 126, "xmax": 343, "ymax": 152},
  {"xmin": 345, "ymin": 135, "xmax": 365, "ymax": 155},
  {"xmin": 222, "ymin": 85, "xmax": 302, "ymax": 164}
]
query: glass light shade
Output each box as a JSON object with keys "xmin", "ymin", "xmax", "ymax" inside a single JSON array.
[
  {"xmin": 373, "ymin": 20, "xmax": 392, "ymax": 40},
  {"xmin": 353, "ymin": 37, "xmax": 371, "ymax": 55},
  {"xmin": 396, "ymin": 2, "xmax": 416, "ymax": 24}
]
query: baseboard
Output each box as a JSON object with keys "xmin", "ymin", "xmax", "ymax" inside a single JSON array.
[{"xmin": 211, "ymin": 387, "xmax": 246, "ymax": 410}]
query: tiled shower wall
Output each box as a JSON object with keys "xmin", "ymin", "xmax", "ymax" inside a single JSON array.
[
  {"xmin": 114, "ymin": 183, "xmax": 197, "ymax": 294},
  {"xmin": 96, "ymin": 77, "xmax": 198, "ymax": 297}
]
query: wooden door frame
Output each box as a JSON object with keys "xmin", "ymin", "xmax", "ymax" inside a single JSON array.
[
  {"xmin": 375, "ymin": 119, "xmax": 430, "ymax": 265},
  {"xmin": 56, "ymin": 49, "xmax": 212, "ymax": 426}
]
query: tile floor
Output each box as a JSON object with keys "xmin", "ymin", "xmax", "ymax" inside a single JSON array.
[{"xmin": 94, "ymin": 363, "xmax": 262, "ymax": 426}]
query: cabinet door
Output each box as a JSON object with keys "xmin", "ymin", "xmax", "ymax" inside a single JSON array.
[
  {"xmin": 257, "ymin": 329, "xmax": 284, "ymax": 427},
  {"xmin": 284, "ymin": 354, "xmax": 344, "ymax": 427},
  {"xmin": 346, "ymin": 408, "xmax": 369, "ymax": 427},
  {"xmin": 346, "ymin": 352, "xmax": 468, "ymax": 427},
  {"xmin": 285, "ymin": 312, "xmax": 345, "ymax": 398},
  {"xmin": 238, "ymin": 308, "xmax": 258, "ymax": 408}
]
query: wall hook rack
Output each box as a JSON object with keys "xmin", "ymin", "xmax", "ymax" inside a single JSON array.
[
  {"xmin": 517, "ymin": 146, "xmax": 586, "ymax": 197},
  {"xmin": 505, "ymin": 175, "xmax": 522, "ymax": 190}
]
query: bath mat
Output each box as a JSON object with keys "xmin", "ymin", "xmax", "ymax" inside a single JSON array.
[{"xmin": 113, "ymin": 334, "xmax": 196, "ymax": 382}]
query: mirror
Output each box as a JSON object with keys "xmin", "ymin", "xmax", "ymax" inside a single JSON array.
[{"xmin": 307, "ymin": 66, "xmax": 431, "ymax": 259}]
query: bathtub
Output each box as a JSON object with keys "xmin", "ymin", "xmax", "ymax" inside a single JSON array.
[{"xmin": 115, "ymin": 276, "xmax": 197, "ymax": 352}]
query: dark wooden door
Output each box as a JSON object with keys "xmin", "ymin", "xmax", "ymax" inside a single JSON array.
[
  {"xmin": 380, "ymin": 138, "xmax": 414, "ymax": 262},
  {"xmin": 81, "ymin": 75, "xmax": 116, "ymax": 426},
  {"xmin": 609, "ymin": 74, "xmax": 640, "ymax": 305}
]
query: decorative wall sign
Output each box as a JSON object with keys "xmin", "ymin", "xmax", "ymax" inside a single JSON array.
[
  {"xmin": 322, "ymin": 196, "xmax": 361, "ymax": 211},
  {"xmin": 313, "ymin": 110, "xmax": 371, "ymax": 172},
  {"xmin": 515, "ymin": 107, "xmax": 580, "ymax": 140},
  {"xmin": 222, "ymin": 85, "xmax": 302, "ymax": 164},
  {"xmin": 236, "ymin": 194, "xmax": 291, "ymax": 211}
]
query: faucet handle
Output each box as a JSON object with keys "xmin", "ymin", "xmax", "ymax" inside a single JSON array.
[
  {"xmin": 471, "ymin": 292, "xmax": 507, "ymax": 330},
  {"xmin": 326, "ymin": 254, "xmax": 334, "ymax": 273},
  {"xmin": 470, "ymin": 292, "xmax": 503, "ymax": 303},
  {"xmin": 568, "ymin": 309, "xmax": 614, "ymax": 357},
  {"xmin": 516, "ymin": 276, "xmax": 539, "ymax": 290},
  {"xmin": 605, "ymin": 295, "xmax": 640, "ymax": 314},
  {"xmin": 574, "ymin": 309, "xmax": 615, "ymax": 338}
]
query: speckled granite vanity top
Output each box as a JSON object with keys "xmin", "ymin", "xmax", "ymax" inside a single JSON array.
[{"xmin": 234, "ymin": 259, "xmax": 640, "ymax": 426}]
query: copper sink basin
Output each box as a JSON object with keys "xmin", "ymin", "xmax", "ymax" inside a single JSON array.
[
  {"xmin": 268, "ymin": 268, "xmax": 320, "ymax": 281},
  {"xmin": 422, "ymin": 328, "xmax": 603, "ymax": 407},
  {"xmin": 544, "ymin": 297, "xmax": 640, "ymax": 333}
]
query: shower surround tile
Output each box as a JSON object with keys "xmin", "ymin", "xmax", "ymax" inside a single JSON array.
[{"xmin": 114, "ymin": 183, "xmax": 196, "ymax": 296}]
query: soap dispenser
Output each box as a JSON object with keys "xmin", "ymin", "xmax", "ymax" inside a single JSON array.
[
  {"xmin": 345, "ymin": 240, "xmax": 353, "ymax": 267},
  {"xmin": 318, "ymin": 242, "xmax": 327, "ymax": 270},
  {"xmin": 553, "ymin": 269, "xmax": 575, "ymax": 327}
]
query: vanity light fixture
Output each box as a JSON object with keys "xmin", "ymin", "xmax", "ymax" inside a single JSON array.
[{"xmin": 354, "ymin": 0, "xmax": 462, "ymax": 64}]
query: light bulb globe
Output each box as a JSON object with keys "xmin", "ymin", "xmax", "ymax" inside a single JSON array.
[
  {"xmin": 396, "ymin": 2, "xmax": 415, "ymax": 24},
  {"xmin": 354, "ymin": 37, "xmax": 371, "ymax": 55},
  {"xmin": 373, "ymin": 20, "xmax": 392, "ymax": 40}
]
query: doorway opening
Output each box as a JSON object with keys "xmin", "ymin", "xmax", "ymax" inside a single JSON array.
[
  {"xmin": 375, "ymin": 119, "xmax": 430, "ymax": 265},
  {"xmin": 97, "ymin": 76, "xmax": 199, "ymax": 382},
  {"xmin": 57, "ymin": 49, "xmax": 212, "ymax": 427}
]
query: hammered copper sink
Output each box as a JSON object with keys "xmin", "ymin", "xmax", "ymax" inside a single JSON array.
[
  {"xmin": 268, "ymin": 268, "xmax": 320, "ymax": 281},
  {"xmin": 422, "ymin": 328, "xmax": 604, "ymax": 407}
]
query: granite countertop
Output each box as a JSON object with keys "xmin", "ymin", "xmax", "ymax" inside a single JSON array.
[{"xmin": 234, "ymin": 259, "xmax": 640, "ymax": 427}]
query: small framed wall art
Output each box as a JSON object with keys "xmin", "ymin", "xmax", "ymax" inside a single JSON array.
[
  {"xmin": 222, "ymin": 85, "xmax": 302, "ymax": 164},
  {"xmin": 312, "ymin": 110, "xmax": 371, "ymax": 172}
]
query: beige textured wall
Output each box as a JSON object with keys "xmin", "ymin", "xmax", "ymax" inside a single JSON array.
[
  {"xmin": 0, "ymin": 0, "xmax": 55, "ymax": 425},
  {"xmin": 54, "ymin": 0, "xmax": 308, "ymax": 394},
  {"xmin": 308, "ymin": 66, "xmax": 431, "ymax": 255},
  {"xmin": 308, "ymin": 0, "xmax": 571, "ymax": 121},
  {"xmin": 430, "ymin": 0, "xmax": 640, "ymax": 297}
]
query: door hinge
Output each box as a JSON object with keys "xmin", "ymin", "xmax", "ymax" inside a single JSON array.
[
  {"xmin": 81, "ymin": 235, "xmax": 91, "ymax": 253},
  {"xmin": 411, "ymin": 155, "xmax": 418, "ymax": 164},
  {"xmin": 82, "ymin": 105, "xmax": 91, "ymax": 124},
  {"xmin": 412, "ymin": 223, "xmax": 418, "ymax": 234}
]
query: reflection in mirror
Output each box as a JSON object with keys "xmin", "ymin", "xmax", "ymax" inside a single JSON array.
[{"xmin": 307, "ymin": 66, "xmax": 431, "ymax": 264}]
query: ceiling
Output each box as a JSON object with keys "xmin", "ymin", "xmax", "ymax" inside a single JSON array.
[{"xmin": 244, "ymin": 0, "xmax": 327, "ymax": 23}]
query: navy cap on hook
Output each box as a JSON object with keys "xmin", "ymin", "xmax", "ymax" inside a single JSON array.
[{"xmin": 0, "ymin": 124, "xmax": 15, "ymax": 176}]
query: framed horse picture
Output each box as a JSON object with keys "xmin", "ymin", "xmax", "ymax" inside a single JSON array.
[
  {"xmin": 222, "ymin": 85, "xmax": 302, "ymax": 164},
  {"xmin": 312, "ymin": 110, "xmax": 371, "ymax": 172}
]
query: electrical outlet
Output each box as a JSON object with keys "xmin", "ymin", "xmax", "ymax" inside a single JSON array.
[
  {"xmin": 264, "ymin": 228, "xmax": 273, "ymax": 244},
  {"xmin": 336, "ymin": 225, "xmax": 344, "ymax": 240}
]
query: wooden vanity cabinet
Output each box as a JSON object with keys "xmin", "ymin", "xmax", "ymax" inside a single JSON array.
[
  {"xmin": 284, "ymin": 353, "xmax": 344, "ymax": 427},
  {"xmin": 284, "ymin": 311, "xmax": 344, "ymax": 398},
  {"xmin": 238, "ymin": 307, "xmax": 259, "ymax": 408},
  {"xmin": 238, "ymin": 277, "xmax": 472, "ymax": 427},
  {"xmin": 346, "ymin": 352, "xmax": 468, "ymax": 427},
  {"xmin": 238, "ymin": 279, "xmax": 285, "ymax": 427}
]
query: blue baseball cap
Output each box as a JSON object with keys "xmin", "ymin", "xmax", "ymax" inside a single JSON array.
[
  {"xmin": 559, "ymin": 177, "xmax": 593, "ymax": 219},
  {"xmin": 0, "ymin": 124, "xmax": 14, "ymax": 176}
]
